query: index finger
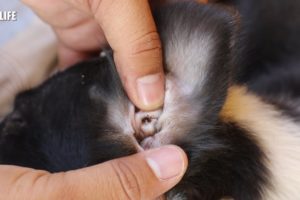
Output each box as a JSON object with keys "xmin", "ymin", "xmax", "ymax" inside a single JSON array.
[{"xmin": 70, "ymin": 0, "xmax": 165, "ymax": 110}]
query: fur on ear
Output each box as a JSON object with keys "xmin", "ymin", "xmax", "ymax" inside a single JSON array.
[{"xmin": 135, "ymin": 3, "xmax": 239, "ymax": 149}]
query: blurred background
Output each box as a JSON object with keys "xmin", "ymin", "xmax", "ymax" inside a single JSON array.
[
  {"xmin": 0, "ymin": 0, "xmax": 36, "ymax": 45},
  {"xmin": 0, "ymin": 0, "xmax": 57, "ymax": 119}
]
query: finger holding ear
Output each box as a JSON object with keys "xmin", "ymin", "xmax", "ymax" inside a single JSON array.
[{"xmin": 88, "ymin": 0, "xmax": 165, "ymax": 111}]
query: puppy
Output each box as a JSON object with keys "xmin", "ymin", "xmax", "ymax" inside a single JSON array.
[{"xmin": 1, "ymin": 1, "xmax": 300, "ymax": 199}]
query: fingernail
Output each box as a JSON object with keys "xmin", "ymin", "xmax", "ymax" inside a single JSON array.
[
  {"xmin": 137, "ymin": 73, "xmax": 164, "ymax": 110},
  {"xmin": 145, "ymin": 146, "xmax": 186, "ymax": 180}
]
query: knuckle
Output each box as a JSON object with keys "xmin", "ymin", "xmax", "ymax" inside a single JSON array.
[
  {"xmin": 21, "ymin": 0, "xmax": 35, "ymax": 6},
  {"xmin": 111, "ymin": 160, "xmax": 142, "ymax": 200},
  {"xmin": 130, "ymin": 31, "xmax": 162, "ymax": 57},
  {"xmin": 88, "ymin": 0, "xmax": 103, "ymax": 14},
  {"xmin": 69, "ymin": 0, "xmax": 92, "ymax": 11}
]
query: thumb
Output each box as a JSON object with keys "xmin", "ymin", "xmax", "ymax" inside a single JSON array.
[
  {"xmin": 67, "ymin": 145, "xmax": 188, "ymax": 199},
  {"xmin": 0, "ymin": 145, "xmax": 187, "ymax": 200}
]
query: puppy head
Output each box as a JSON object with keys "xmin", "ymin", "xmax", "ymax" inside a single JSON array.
[
  {"xmin": 0, "ymin": 2, "xmax": 236, "ymax": 172},
  {"xmin": 0, "ymin": 57, "xmax": 137, "ymax": 172}
]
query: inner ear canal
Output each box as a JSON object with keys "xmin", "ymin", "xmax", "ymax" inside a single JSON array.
[{"xmin": 133, "ymin": 109, "xmax": 162, "ymax": 143}]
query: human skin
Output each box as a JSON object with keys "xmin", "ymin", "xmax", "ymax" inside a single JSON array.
[
  {"xmin": 0, "ymin": 146, "xmax": 187, "ymax": 200},
  {"xmin": 23, "ymin": 0, "xmax": 165, "ymax": 111},
  {"xmin": 22, "ymin": 0, "xmax": 207, "ymax": 111}
]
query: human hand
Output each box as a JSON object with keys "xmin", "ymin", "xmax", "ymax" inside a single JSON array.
[
  {"xmin": 22, "ymin": 0, "xmax": 167, "ymax": 111},
  {"xmin": 23, "ymin": 0, "xmax": 208, "ymax": 111},
  {"xmin": 0, "ymin": 145, "xmax": 187, "ymax": 200}
]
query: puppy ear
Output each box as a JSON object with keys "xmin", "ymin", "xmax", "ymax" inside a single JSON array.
[{"xmin": 155, "ymin": 3, "xmax": 237, "ymax": 95}]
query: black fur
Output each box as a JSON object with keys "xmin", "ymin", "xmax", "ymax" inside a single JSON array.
[
  {"xmin": 0, "ymin": 58, "xmax": 137, "ymax": 172},
  {"xmin": 155, "ymin": 3, "xmax": 234, "ymax": 125},
  {"xmin": 172, "ymin": 121, "xmax": 267, "ymax": 200},
  {"xmin": 154, "ymin": 4, "xmax": 268, "ymax": 199},
  {"xmin": 229, "ymin": 0, "xmax": 300, "ymax": 85},
  {"xmin": 225, "ymin": 0, "xmax": 300, "ymax": 121}
]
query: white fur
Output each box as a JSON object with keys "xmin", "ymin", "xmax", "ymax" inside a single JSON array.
[
  {"xmin": 140, "ymin": 76, "xmax": 202, "ymax": 148},
  {"xmin": 103, "ymin": 32, "xmax": 215, "ymax": 149},
  {"xmin": 250, "ymin": 110, "xmax": 300, "ymax": 199},
  {"xmin": 223, "ymin": 88, "xmax": 300, "ymax": 199},
  {"xmin": 140, "ymin": 34, "xmax": 215, "ymax": 148},
  {"xmin": 165, "ymin": 34, "xmax": 213, "ymax": 92}
]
